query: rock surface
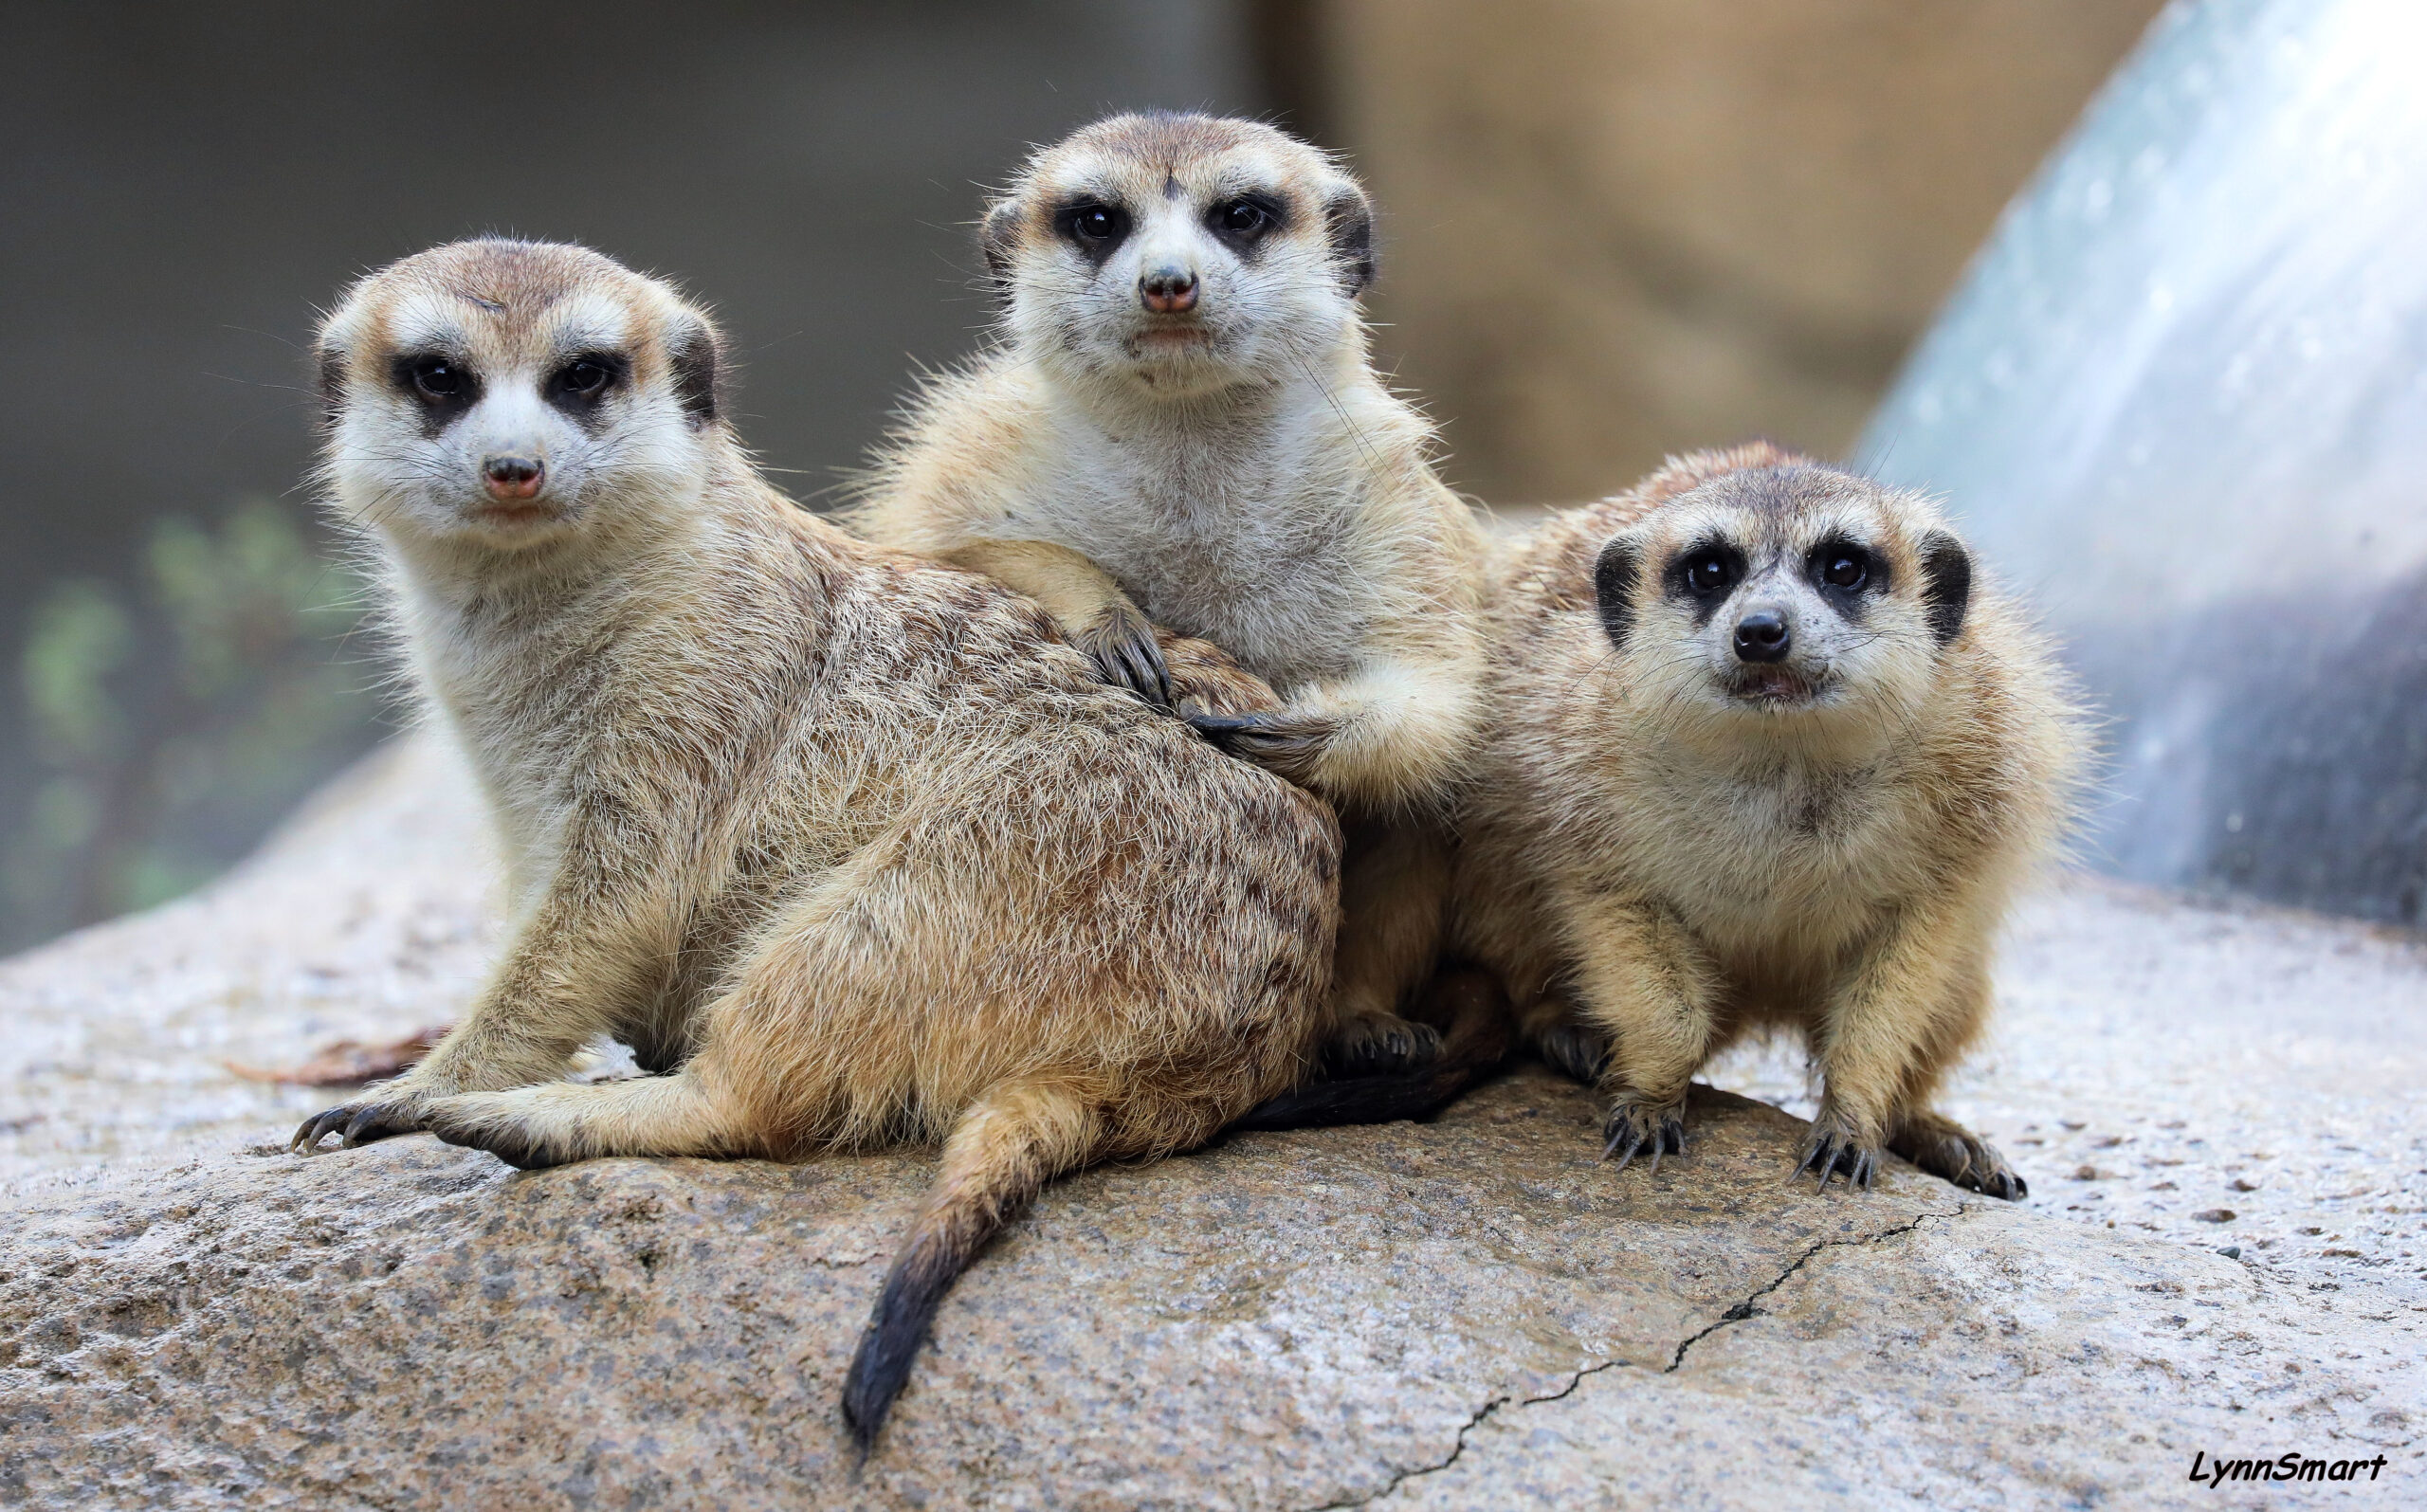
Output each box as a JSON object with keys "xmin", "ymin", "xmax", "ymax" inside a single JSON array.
[{"xmin": 2, "ymin": 738, "xmax": 2422, "ymax": 1507}]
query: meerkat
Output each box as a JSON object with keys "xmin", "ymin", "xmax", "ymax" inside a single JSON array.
[
  {"xmin": 1452, "ymin": 444, "xmax": 2084, "ymax": 1198},
  {"xmin": 848, "ymin": 111, "xmax": 1487, "ymax": 1075},
  {"xmin": 290, "ymin": 239, "xmax": 1342, "ymax": 1449}
]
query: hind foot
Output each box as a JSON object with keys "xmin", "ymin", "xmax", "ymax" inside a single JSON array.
[
  {"xmin": 1536, "ymin": 1019, "xmax": 1611, "ymax": 1084},
  {"xmin": 292, "ymin": 1096, "xmax": 428, "ymax": 1153},
  {"xmin": 423, "ymin": 1093, "xmax": 580, "ymax": 1170},
  {"xmin": 1323, "ymin": 1011, "xmax": 1443, "ymax": 1077},
  {"xmin": 1890, "ymin": 1109, "xmax": 2028, "ymax": 1200}
]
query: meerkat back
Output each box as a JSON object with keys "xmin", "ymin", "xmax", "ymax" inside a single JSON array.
[{"xmin": 851, "ymin": 111, "xmax": 1489, "ymax": 1076}]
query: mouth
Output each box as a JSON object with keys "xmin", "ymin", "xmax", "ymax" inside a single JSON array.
[
  {"xmin": 1724, "ymin": 666, "xmax": 1826, "ymax": 704},
  {"xmin": 466, "ymin": 498, "xmax": 567, "ymax": 530}
]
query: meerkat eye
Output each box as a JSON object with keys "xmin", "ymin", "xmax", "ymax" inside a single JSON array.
[
  {"xmin": 393, "ymin": 354, "xmax": 479, "ymax": 420},
  {"xmin": 1812, "ymin": 543, "xmax": 1874, "ymax": 592},
  {"xmin": 548, "ymin": 355, "xmax": 620, "ymax": 402},
  {"xmin": 408, "ymin": 357, "xmax": 463, "ymax": 400},
  {"xmin": 1209, "ymin": 197, "xmax": 1276, "ymax": 239},
  {"xmin": 1681, "ymin": 550, "xmax": 1738, "ymax": 596},
  {"xmin": 1057, "ymin": 201, "xmax": 1131, "ymax": 246}
]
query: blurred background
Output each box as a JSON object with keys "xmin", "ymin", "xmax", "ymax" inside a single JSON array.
[{"xmin": 10, "ymin": 0, "xmax": 2421, "ymax": 954}]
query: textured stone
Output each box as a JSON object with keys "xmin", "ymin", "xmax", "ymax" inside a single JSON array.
[{"xmin": 1, "ymin": 738, "xmax": 2422, "ymax": 1506}]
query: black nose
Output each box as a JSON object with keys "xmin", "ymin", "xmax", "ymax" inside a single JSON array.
[
  {"xmin": 1139, "ymin": 266, "xmax": 1199, "ymax": 314},
  {"xmin": 1733, "ymin": 610, "xmax": 1791, "ymax": 663}
]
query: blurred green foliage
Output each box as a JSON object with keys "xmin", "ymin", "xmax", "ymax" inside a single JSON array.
[{"xmin": 5, "ymin": 501, "xmax": 382, "ymax": 947}]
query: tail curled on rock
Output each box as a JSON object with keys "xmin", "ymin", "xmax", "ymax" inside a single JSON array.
[
  {"xmin": 842, "ymin": 1080, "xmax": 1099, "ymax": 1454},
  {"xmin": 1230, "ymin": 965, "xmax": 1511, "ymax": 1132}
]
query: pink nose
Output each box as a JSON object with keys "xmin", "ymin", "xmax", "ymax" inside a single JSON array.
[
  {"xmin": 483, "ymin": 455, "xmax": 543, "ymax": 501},
  {"xmin": 1140, "ymin": 268, "xmax": 1198, "ymax": 315}
]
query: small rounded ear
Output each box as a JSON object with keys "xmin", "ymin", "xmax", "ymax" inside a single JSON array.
[
  {"xmin": 979, "ymin": 200, "xmax": 1023, "ymax": 291},
  {"xmin": 1323, "ymin": 185, "xmax": 1376, "ymax": 296},
  {"xmin": 314, "ymin": 338, "xmax": 347, "ymax": 431},
  {"xmin": 667, "ymin": 314, "xmax": 725, "ymax": 428},
  {"xmin": 1594, "ymin": 537, "xmax": 1642, "ymax": 650},
  {"xmin": 1920, "ymin": 532, "xmax": 1973, "ymax": 647}
]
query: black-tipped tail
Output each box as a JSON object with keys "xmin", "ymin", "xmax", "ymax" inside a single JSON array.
[
  {"xmin": 840, "ymin": 1084, "xmax": 1086, "ymax": 1455},
  {"xmin": 841, "ymin": 1230, "xmax": 968, "ymax": 1454},
  {"xmin": 1228, "ymin": 1061, "xmax": 1483, "ymax": 1130}
]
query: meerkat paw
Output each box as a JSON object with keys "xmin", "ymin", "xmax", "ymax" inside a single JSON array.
[
  {"xmin": 1073, "ymin": 602, "xmax": 1173, "ymax": 711},
  {"xmin": 1889, "ymin": 1111, "xmax": 2028, "ymax": 1201},
  {"xmin": 1600, "ymin": 1098, "xmax": 1687, "ymax": 1175},
  {"xmin": 1185, "ymin": 707, "xmax": 1339, "ymax": 788},
  {"xmin": 1794, "ymin": 1117, "xmax": 1881, "ymax": 1193},
  {"xmin": 1324, "ymin": 1011, "xmax": 1443, "ymax": 1077},
  {"xmin": 291, "ymin": 1094, "xmax": 429, "ymax": 1153},
  {"xmin": 1536, "ymin": 1019, "xmax": 1612, "ymax": 1084}
]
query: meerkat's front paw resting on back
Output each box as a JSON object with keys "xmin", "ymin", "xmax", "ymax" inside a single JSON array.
[
  {"xmin": 1072, "ymin": 600, "xmax": 1173, "ymax": 711},
  {"xmin": 1890, "ymin": 1108, "xmax": 2028, "ymax": 1200}
]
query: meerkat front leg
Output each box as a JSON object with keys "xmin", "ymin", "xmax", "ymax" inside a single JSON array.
[
  {"xmin": 1801, "ymin": 896, "xmax": 1993, "ymax": 1193},
  {"xmin": 1560, "ymin": 891, "xmax": 1723, "ymax": 1175},
  {"xmin": 292, "ymin": 826, "xmax": 681, "ymax": 1152},
  {"xmin": 941, "ymin": 539, "xmax": 1170, "ymax": 710}
]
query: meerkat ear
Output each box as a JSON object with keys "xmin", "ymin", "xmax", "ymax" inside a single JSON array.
[
  {"xmin": 1323, "ymin": 185, "xmax": 1377, "ymax": 296},
  {"xmin": 667, "ymin": 314, "xmax": 725, "ymax": 428},
  {"xmin": 1919, "ymin": 532, "xmax": 1973, "ymax": 647},
  {"xmin": 979, "ymin": 200, "xmax": 1022, "ymax": 291},
  {"xmin": 1594, "ymin": 537, "xmax": 1642, "ymax": 649}
]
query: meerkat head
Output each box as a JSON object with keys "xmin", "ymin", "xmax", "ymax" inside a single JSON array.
[
  {"xmin": 1591, "ymin": 461, "xmax": 1974, "ymax": 737},
  {"xmin": 978, "ymin": 112, "xmax": 1376, "ymax": 399},
  {"xmin": 314, "ymin": 239, "xmax": 728, "ymax": 556}
]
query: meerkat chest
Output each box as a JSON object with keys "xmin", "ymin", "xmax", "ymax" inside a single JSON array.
[
  {"xmin": 1012, "ymin": 428, "xmax": 1374, "ymax": 686},
  {"xmin": 1614, "ymin": 753, "xmax": 1926, "ymax": 950}
]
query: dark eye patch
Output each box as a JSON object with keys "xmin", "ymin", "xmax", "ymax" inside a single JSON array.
[
  {"xmin": 1664, "ymin": 538, "xmax": 1745, "ymax": 625},
  {"xmin": 545, "ymin": 351, "xmax": 628, "ymax": 424},
  {"xmin": 1205, "ymin": 192, "xmax": 1286, "ymax": 254},
  {"xmin": 1052, "ymin": 197, "xmax": 1133, "ymax": 265},
  {"xmin": 391, "ymin": 351, "xmax": 480, "ymax": 434},
  {"xmin": 1807, "ymin": 537, "xmax": 1886, "ymax": 618}
]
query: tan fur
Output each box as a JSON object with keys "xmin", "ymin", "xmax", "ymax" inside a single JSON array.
[
  {"xmin": 293, "ymin": 240, "xmax": 1341, "ymax": 1440},
  {"xmin": 1453, "ymin": 444, "xmax": 2085, "ymax": 1195},
  {"xmin": 849, "ymin": 112, "xmax": 1487, "ymax": 1069}
]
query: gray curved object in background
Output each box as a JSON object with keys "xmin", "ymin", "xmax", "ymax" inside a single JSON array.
[{"xmin": 1859, "ymin": 0, "xmax": 2427, "ymax": 926}]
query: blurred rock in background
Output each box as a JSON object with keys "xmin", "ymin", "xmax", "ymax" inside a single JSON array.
[{"xmin": 1278, "ymin": 0, "xmax": 2166, "ymax": 502}]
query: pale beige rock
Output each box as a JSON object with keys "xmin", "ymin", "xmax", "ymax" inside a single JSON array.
[
  {"xmin": 1, "ymin": 739, "xmax": 2421, "ymax": 1507},
  {"xmin": 1318, "ymin": 0, "xmax": 2170, "ymax": 503}
]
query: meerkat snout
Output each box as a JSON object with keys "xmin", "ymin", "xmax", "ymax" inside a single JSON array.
[
  {"xmin": 482, "ymin": 453, "xmax": 544, "ymax": 501},
  {"xmin": 1731, "ymin": 608, "xmax": 1791, "ymax": 663},
  {"xmin": 1139, "ymin": 263, "xmax": 1198, "ymax": 314}
]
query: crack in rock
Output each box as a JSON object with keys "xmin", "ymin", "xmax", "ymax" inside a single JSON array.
[
  {"xmin": 1301, "ymin": 1203, "xmax": 1967, "ymax": 1508},
  {"xmin": 1666, "ymin": 1205, "xmax": 1963, "ymax": 1373}
]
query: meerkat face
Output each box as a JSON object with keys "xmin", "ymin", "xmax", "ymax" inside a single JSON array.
[
  {"xmin": 981, "ymin": 113, "xmax": 1376, "ymax": 399},
  {"xmin": 1592, "ymin": 465, "xmax": 1974, "ymax": 732},
  {"xmin": 315, "ymin": 240, "xmax": 726, "ymax": 555}
]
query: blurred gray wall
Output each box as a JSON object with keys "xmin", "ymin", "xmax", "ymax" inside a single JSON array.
[{"xmin": 0, "ymin": 0, "xmax": 1267, "ymax": 950}]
